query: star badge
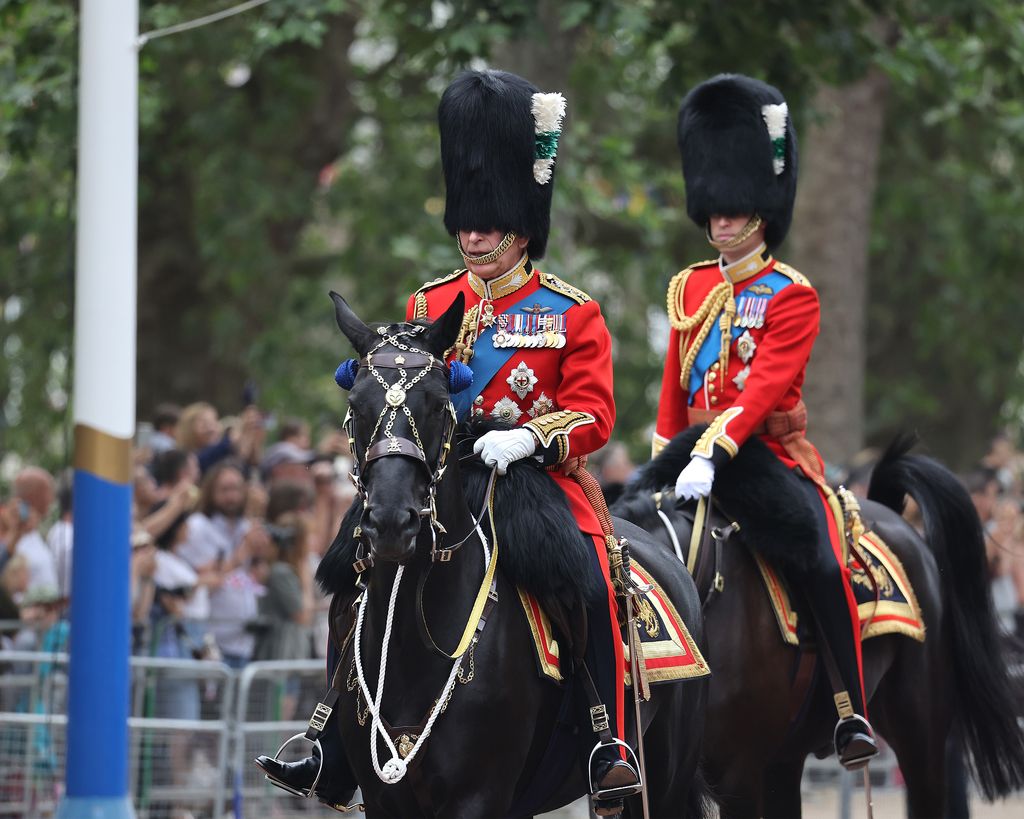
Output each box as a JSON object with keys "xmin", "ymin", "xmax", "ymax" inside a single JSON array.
[
  {"xmin": 490, "ymin": 396, "xmax": 522, "ymax": 423},
  {"xmin": 507, "ymin": 361, "xmax": 538, "ymax": 399},
  {"xmin": 528, "ymin": 392, "xmax": 555, "ymax": 418},
  {"xmin": 735, "ymin": 330, "xmax": 757, "ymax": 364},
  {"xmin": 733, "ymin": 365, "xmax": 751, "ymax": 391}
]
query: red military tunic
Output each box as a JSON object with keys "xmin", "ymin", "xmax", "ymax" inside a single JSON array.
[
  {"xmin": 406, "ymin": 255, "xmax": 615, "ymax": 536},
  {"xmin": 654, "ymin": 242, "xmax": 867, "ymax": 707},
  {"xmin": 407, "ymin": 255, "xmax": 627, "ymax": 742},
  {"xmin": 653, "ymin": 243, "xmax": 824, "ymax": 480}
]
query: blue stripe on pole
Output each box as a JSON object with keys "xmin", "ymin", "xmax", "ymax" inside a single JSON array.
[{"xmin": 64, "ymin": 469, "xmax": 132, "ymax": 799}]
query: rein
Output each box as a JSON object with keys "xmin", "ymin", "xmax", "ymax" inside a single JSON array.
[{"xmin": 417, "ymin": 467, "xmax": 500, "ymax": 660}]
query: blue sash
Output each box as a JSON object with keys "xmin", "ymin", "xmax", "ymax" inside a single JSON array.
[
  {"xmin": 687, "ymin": 270, "xmax": 792, "ymax": 403},
  {"xmin": 453, "ymin": 286, "xmax": 576, "ymax": 420}
]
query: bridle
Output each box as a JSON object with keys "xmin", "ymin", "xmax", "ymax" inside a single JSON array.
[
  {"xmin": 338, "ymin": 323, "xmax": 501, "ymax": 788},
  {"xmin": 344, "ymin": 323, "xmax": 460, "ymax": 570}
]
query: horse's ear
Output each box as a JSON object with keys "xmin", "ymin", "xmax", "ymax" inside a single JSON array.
[
  {"xmin": 329, "ymin": 291, "xmax": 375, "ymax": 354},
  {"xmin": 424, "ymin": 292, "xmax": 465, "ymax": 355}
]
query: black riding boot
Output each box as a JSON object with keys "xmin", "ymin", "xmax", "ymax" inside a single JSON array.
[
  {"xmin": 254, "ymin": 708, "xmax": 358, "ymax": 811},
  {"xmin": 793, "ymin": 477, "xmax": 878, "ymax": 771},
  {"xmin": 579, "ymin": 547, "xmax": 641, "ymax": 814}
]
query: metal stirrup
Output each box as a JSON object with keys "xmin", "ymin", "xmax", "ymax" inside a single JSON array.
[
  {"xmin": 587, "ymin": 739, "xmax": 644, "ymax": 799},
  {"xmin": 262, "ymin": 735, "xmax": 324, "ymax": 799}
]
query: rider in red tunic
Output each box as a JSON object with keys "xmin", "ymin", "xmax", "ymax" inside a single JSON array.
[
  {"xmin": 257, "ymin": 69, "xmax": 640, "ymax": 812},
  {"xmin": 654, "ymin": 74, "xmax": 878, "ymax": 769},
  {"xmin": 405, "ymin": 69, "xmax": 640, "ymax": 809}
]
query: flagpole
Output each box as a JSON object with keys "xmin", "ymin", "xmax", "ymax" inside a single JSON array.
[{"xmin": 57, "ymin": 1, "xmax": 138, "ymax": 816}]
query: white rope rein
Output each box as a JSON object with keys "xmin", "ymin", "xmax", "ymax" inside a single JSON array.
[{"xmin": 353, "ymin": 524, "xmax": 491, "ymax": 784}]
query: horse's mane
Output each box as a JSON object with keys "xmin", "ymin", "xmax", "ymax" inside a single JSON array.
[
  {"xmin": 317, "ymin": 419, "xmax": 601, "ymax": 604},
  {"xmin": 614, "ymin": 425, "xmax": 821, "ymax": 573}
]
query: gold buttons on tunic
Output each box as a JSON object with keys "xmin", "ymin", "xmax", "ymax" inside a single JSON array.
[{"xmin": 710, "ymin": 396, "xmax": 719, "ymax": 405}]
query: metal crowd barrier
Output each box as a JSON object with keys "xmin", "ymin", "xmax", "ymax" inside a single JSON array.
[
  {"xmin": 231, "ymin": 659, "xmax": 330, "ymax": 817},
  {"xmin": 1, "ymin": 633, "xmax": 1021, "ymax": 817},
  {"xmin": 0, "ymin": 650, "xmax": 232, "ymax": 819}
]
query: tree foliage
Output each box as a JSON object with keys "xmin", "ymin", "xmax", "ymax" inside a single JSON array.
[{"xmin": 2, "ymin": 0, "xmax": 1022, "ymax": 474}]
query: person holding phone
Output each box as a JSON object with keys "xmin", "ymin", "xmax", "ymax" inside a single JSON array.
[{"xmin": 7, "ymin": 467, "xmax": 58, "ymax": 602}]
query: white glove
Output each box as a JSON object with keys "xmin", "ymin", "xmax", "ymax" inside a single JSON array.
[
  {"xmin": 473, "ymin": 429, "xmax": 537, "ymax": 475},
  {"xmin": 674, "ymin": 455, "xmax": 715, "ymax": 501}
]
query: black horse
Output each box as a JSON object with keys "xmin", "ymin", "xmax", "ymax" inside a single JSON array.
[
  {"xmin": 317, "ymin": 292, "xmax": 710, "ymax": 818},
  {"xmin": 613, "ymin": 431, "xmax": 1024, "ymax": 817}
]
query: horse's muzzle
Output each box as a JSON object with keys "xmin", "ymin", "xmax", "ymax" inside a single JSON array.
[{"xmin": 361, "ymin": 505, "xmax": 420, "ymax": 563}]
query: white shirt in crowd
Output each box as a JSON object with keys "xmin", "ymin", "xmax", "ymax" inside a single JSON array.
[
  {"xmin": 46, "ymin": 520, "xmax": 74, "ymax": 598},
  {"xmin": 208, "ymin": 568, "xmax": 265, "ymax": 660},
  {"xmin": 14, "ymin": 530, "xmax": 59, "ymax": 601},
  {"xmin": 179, "ymin": 513, "xmax": 251, "ymax": 569}
]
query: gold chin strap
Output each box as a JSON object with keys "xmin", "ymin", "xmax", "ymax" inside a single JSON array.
[
  {"xmin": 706, "ymin": 214, "xmax": 763, "ymax": 251},
  {"xmin": 458, "ymin": 231, "xmax": 517, "ymax": 264}
]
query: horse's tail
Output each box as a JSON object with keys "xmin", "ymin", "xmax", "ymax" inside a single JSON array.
[
  {"xmin": 684, "ymin": 764, "xmax": 715, "ymax": 819},
  {"xmin": 868, "ymin": 434, "xmax": 1024, "ymax": 798}
]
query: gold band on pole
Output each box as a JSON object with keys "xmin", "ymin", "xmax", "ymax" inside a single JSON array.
[{"xmin": 74, "ymin": 423, "xmax": 133, "ymax": 485}]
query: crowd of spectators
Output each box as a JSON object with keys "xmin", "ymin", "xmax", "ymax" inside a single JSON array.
[
  {"xmin": 3, "ymin": 416, "xmax": 1023, "ymax": 660},
  {"xmin": 0, "ymin": 401, "xmax": 356, "ymax": 674},
  {"xmin": 966, "ymin": 433, "xmax": 1024, "ymax": 637}
]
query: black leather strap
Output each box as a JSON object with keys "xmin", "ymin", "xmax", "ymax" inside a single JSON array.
[
  {"xmin": 362, "ymin": 352, "xmax": 445, "ymax": 372},
  {"xmin": 364, "ymin": 437, "xmax": 426, "ymax": 465}
]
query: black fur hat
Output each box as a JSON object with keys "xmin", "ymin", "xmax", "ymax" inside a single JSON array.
[
  {"xmin": 677, "ymin": 73, "xmax": 798, "ymax": 250},
  {"xmin": 439, "ymin": 70, "xmax": 566, "ymax": 260}
]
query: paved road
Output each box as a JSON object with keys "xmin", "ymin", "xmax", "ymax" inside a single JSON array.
[{"xmin": 543, "ymin": 788, "xmax": 1024, "ymax": 817}]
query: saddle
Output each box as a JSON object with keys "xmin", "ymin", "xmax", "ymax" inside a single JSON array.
[
  {"xmin": 624, "ymin": 425, "xmax": 925, "ymax": 647},
  {"xmin": 684, "ymin": 496, "xmax": 925, "ymax": 647}
]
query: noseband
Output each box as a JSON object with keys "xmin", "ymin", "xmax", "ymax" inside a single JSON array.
[{"xmin": 344, "ymin": 324, "xmax": 458, "ymax": 569}]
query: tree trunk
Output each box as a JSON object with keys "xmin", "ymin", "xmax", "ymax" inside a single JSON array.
[
  {"xmin": 787, "ymin": 68, "xmax": 889, "ymax": 467},
  {"xmin": 136, "ymin": 15, "xmax": 358, "ymax": 422}
]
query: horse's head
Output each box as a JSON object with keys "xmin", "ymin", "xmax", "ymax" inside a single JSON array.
[{"xmin": 331, "ymin": 290, "xmax": 465, "ymax": 565}]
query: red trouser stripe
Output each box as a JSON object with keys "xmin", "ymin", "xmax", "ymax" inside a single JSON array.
[
  {"xmin": 591, "ymin": 534, "xmax": 627, "ymax": 757},
  {"xmin": 814, "ymin": 485, "xmax": 868, "ymax": 716}
]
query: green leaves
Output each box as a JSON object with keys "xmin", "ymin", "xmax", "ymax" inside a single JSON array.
[{"xmin": 5, "ymin": 0, "xmax": 1024, "ymax": 474}]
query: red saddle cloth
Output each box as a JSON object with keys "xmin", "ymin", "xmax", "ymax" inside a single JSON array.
[{"xmin": 518, "ymin": 558, "xmax": 710, "ymax": 685}]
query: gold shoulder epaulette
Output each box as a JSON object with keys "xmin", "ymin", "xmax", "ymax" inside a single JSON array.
[
  {"xmin": 773, "ymin": 261, "xmax": 812, "ymax": 287},
  {"xmin": 413, "ymin": 269, "xmax": 465, "ymax": 319},
  {"xmin": 540, "ymin": 272, "xmax": 590, "ymax": 305},
  {"xmin": 415, "ymin": 268, "xmax": 465, "ymax": 295},
  {"xmin": 666, "ymin": 260, "xmax": 716, "ymax": 327}
]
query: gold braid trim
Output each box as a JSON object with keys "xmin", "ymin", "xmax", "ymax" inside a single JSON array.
[
  {"xmin": 446, "ymin": 304, "xmax": 479, "ymax": 364},
  {"xmin": 524, "ymin": 410, "xmax": 595, "ymax": 459},
  {"xmin": 691, "ymin": 407, "xmax": 743, "ymax": 459},
  {"xmin": 540, "ymin": 272, "xmax": 590, "ymax": 304},
  {"xmin": 413, "ymin": 292, "xmax": 428, "ymax": 319},
  {"xmin": 666, "ymin": 263, "xmax": 735, "ymax": 392}
]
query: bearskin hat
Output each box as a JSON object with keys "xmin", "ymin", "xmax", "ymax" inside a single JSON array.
[
  {"xmin": 677, "ymin": 74, "xmax": 798, "ymax": 250},
  {"xmin": 439, "ymin": 70, "xmax": 566, "ymax": 260}
]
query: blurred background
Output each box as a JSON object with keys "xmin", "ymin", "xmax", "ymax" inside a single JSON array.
[
  {"xmin": 1, "ymin": 3, "xmax": 1024, "ymax": 816},
  {"xmin": 2, "ymin": 0, "xmax": 1023, "ymax": 474}
]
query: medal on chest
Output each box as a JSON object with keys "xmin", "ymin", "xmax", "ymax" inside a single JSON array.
[{"xmin": 493, "ymin": 310, "xmax": 566, "ymax": 349}]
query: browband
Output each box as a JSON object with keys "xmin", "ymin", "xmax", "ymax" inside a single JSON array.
[
  {"xmin": 364, "ymin": 437, "xmax": 427, "ymax": 465},
  {"xmin": 361, "ymin": 352, "xmax": 446, "ymax": 372}
]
